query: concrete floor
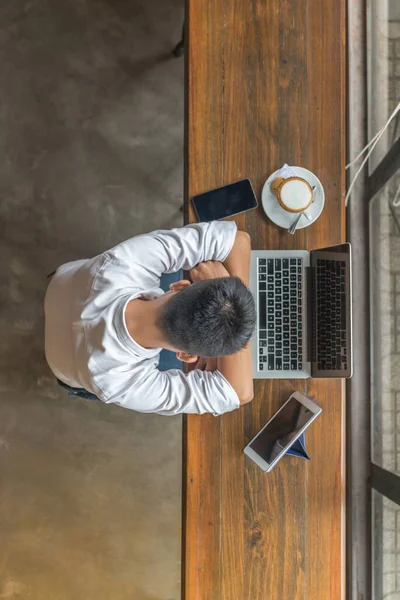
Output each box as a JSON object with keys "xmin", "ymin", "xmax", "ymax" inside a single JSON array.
[{"xmin": 0, "ymin": 1, "xmax": 183, "ymax": 599}]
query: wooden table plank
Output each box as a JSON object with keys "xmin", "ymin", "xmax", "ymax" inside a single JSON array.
[
  {"xmin": 183, "ymin": 2, "xmax": 225, "ymax": 598},
  {"xmin": 184, "ymin": 0, "xmax": 346, "ymax": 598}
]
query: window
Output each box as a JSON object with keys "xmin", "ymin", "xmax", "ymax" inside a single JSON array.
[
  {"xmin": 372, "ymin": 490, "xmax": 400, "ymax": 599},
  {"xmin": 370, "ymin": 173, "xmax": 400, "ymax": 477},
  {"xmin": 368, "ymin": 0, "xmax": 400, "ymax": 172},
  {"xmin": 367, "ymin": 0, "xmax": 400, "ymax": 597},
  {"xmin": 348, "ymin": 0, "xmax": 400, "ymax": 597}
]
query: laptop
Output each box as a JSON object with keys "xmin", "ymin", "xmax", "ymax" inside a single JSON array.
[{"xmin": 250, "ymin": 244, "xmax": 352, "ymax": 379}]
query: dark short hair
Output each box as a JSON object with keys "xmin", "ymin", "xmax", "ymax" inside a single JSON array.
[{"xmin": 158, "ymin": 277, "xmax": 256, "ymax": 357}]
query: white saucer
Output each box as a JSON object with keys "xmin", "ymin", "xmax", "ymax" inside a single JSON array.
[{"xmin": 261, "ymin": 166, "xmax": 325, "ymax": 230}]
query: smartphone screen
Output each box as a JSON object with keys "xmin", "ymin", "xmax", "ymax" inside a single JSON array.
[
  {"xmin": 248, "ymin": 397, "xmax": 315, "ymax": 465},
  {"xmin": 192, "ymin": 179, "xmax": 258, "ymax": 222}
]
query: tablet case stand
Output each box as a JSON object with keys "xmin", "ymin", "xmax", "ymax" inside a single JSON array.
[{"xmin": 285, "ymin": 433, "xmax": 310, "ymax": 460}]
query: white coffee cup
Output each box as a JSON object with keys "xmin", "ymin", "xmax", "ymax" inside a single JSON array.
[{"xmin": 271, "ymin": 176, "xmax": 313, "ymax": 214}]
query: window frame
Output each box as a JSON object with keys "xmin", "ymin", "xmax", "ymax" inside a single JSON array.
[{"xmin": 347, "ymin": 2, "xmax": 400, "ymax": 599}]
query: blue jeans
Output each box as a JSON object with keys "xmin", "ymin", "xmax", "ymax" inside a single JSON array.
[{"xmin": 57, "ymin": 271, "xmax": 183, "ymax": 401}]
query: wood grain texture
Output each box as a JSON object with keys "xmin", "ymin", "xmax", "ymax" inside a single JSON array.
[{"xmin": 183, "ymin": 0, "xmax": 346, "ymax": 598}]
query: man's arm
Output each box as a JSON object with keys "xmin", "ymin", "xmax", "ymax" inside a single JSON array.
[
  {"xmin": 104, "ymin": 367, "xmax": 240, "ymax": 416},
  {"xmin": 189, "ymin": 229, "xmax": 251, "ymax": 285},
  {"xmin": 216, "ymin": 346, "xmax": 253, "ymax": 405},
  {"xmin": 190, "ymin": 231, "xmax": 254, "ymax": 405},
  {"xmin": 107, "ymin": 221, "xmax": 238, "ymax": 279},
  {"xmin": 223, "ymin": 230, "xmax": 251, "ymax": 285},
  {"xmin": 221, "ymin": 230, "xmax": 253, "ymax": 403}
]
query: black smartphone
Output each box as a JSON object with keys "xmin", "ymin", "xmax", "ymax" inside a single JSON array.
[{"xmin": 192, "ymin": 178, "xmax": 258, "ymax": 222}]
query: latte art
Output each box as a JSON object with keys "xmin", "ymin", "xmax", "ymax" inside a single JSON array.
[{"xmin": 272, "ymin": 176, "xmax": 313, "ymax": 213}]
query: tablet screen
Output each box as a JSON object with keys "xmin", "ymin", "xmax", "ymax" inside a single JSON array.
[{"xmin": 249, "ymin": 397, "xmax": 314, "ymax": 464}]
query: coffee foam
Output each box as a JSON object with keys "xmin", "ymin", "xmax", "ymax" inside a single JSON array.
[{"xmin": 280, "ymin": 179, "xmax": 312, "ymax": 211}]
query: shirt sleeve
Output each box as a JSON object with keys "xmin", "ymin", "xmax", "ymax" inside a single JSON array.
[
  {"xmin": 107, "ymin": 221, "xmax": 238, "ymax": 279},
  {"xmin": 103, "ymin": 367, "xmax": 240, "ymax": 416}
]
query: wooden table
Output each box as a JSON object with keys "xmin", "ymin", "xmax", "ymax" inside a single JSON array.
[{"xmin": 183, "ymin": 1, "xmax": 346, "ymax": 599}]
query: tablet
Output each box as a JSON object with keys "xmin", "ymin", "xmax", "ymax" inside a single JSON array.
[{"xmin": 244, "ymin": 392, "xmax": 322, "ymax": 472}]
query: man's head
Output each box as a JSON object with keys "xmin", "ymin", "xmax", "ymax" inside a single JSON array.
[{"xmin": 157, "ymin": 276, "xmax": 256, "ymax": 360}]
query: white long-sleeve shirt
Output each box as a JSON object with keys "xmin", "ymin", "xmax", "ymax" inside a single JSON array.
[{"xmin": 44, "ymin": 221, "xmax": 240, "ymax": 415}]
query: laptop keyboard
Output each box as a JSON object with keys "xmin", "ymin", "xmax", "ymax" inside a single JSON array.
[
  {"xmin": 315, "ymin": 259, "xmax": 348, "ymax": 371},
  {"xmin": 258, "ymin": 258, "xmax": 303, "ymax": 372}
]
